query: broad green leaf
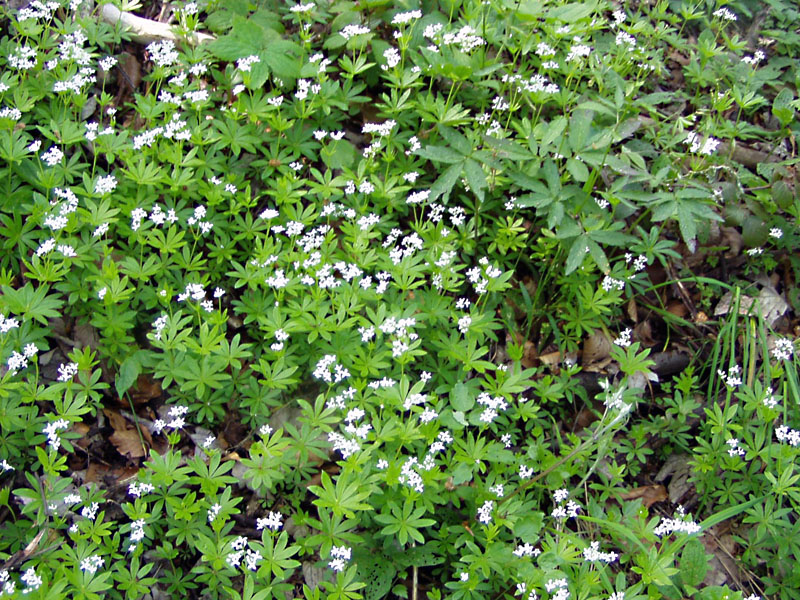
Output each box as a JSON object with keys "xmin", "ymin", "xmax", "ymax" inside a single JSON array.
[
  {"xmin": 416, "ymin": 145, "xmax": 464, "ymax": 164},
  {"xmin": 679, "ymin": 539, "xmax": 708, "ymax": 586},
  {"xmin": 463, "ymin": 158, "xmax": 487, "ymax": 202},
  {"xmin": 437, "ymin": 126, "xmax": 471, "ymax": 156},
  {"xmin": 115, "ymin": 353, "xmax": 142, "ymax": 398},
  {"xmin": 450, "ymin": 382, "xmax": 475, "ymax": 411},
  {"xmin": 565, "ymin": 235, "xmax": 588, "ymax": 275},
  {"xmin": 430, "ymin": 162, "xmax": 463, "ymax": 202},
  {"xmin": 549, "ymin": 1, "xmax": 597, "ymax": 22},
  {"xmin": 569, "ymin": 108, "xmax": 593, "ymax": 154}
]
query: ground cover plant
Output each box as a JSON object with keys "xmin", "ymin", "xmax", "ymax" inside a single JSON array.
[{"xmin": 0, "ymin": 0, "xmax": 797, "ymax": 598}]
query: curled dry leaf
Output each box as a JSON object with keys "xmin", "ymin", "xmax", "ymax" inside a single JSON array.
[{"xmin": 619, "ymin": 484, "xmax": 668, "ymax": 508}]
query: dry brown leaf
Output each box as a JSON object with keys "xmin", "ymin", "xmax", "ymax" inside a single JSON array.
[
  {"xmin": 109, "ymin": 428, "xmax": 146, "ymax": 458},
  {"xmin": 633, "ymin": 320, "xmax": 655, "ymax": 346},
  {"xmin": 538, "ymin": 351, "xmax": 562, "ymax": 366},
  {"xmin": 582, "ymin": 331, "xmax": 611, "ymax": 365},
  {"xmin": 129, "ymin": 374, "xmax": 162, "ymax": 404},
  {"xmin": 620, "ymin": 484, "xmax": 668, "ymax": 508},
  {"xmin": 666, "ymin": 300, "xmax": 688, "ymax": 318},
  {"xmin": 521, "ymin": 341, "xmax": 537, "ymax": 369},
  {"xmin": 627, "ymin": 298, "xmax": 638, "ymax": 323}
]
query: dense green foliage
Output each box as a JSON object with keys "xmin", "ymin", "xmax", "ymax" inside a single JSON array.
[{"xmin": 0, "ymin": 0, "xmax": 797, "ymax": 599}]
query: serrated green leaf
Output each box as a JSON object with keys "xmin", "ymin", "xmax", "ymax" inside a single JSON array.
[
  {"xmin": 679, "ymin": 539, "xmax": 708, "ymax": 586},
  {"xmin": 416, "ymin": 145, "xmax": 464, "ymax": 164},
  {"xmin": 463, "ymin": 158, "xmax": 486, "ymax": 202}
]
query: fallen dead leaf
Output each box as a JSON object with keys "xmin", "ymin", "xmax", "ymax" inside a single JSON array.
[
  {"xmin": 620, "ymin": 484, "xmax": 668, "ymax": 508},
  {"xmin": 103, "ymin": 409, "xmax": 151, "ymax": 459},
  {"xmin": 583, "ymin": 331, "xmax": 611, "ymax": 365}
]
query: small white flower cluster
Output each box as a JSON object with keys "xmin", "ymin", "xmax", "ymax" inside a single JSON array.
[
  {"xmin": 289, "ymin": 2, "xmax": 315, "ymax": 13},
  {"xmin": 17, "ymin": 1, "xmax": 60, "ymax": 21},
  {"xmin": 340, "ymin": 23, "xmax": 370, "ymax": 39},
  {"xmin": 0, "ymin": 313, "xmax": 20, "ymax": 334},
  {"xmin": 551, "ymin": 489, "xmax": 580, "ymax": 520},
  {"xmin": 441, "ymin": 25, "xmax": 485, "ymax": 53},
  {"xmin": 295, "ymin": 78, "xmax": 321, "ymax": 101},
  {"xmin": 382, "ymin": 47, "xmax": 401, "ymax": 70},
  {"xmin": 43, "ymin": 418, "xmax": 69, "ymax": 451},
  {"xmin": 187, "ymin": 204, "xmax": 213, "ymax": 234},
  {"xmin": 515, "ymin": 582, "xmax": 539, "ymax": 600},
  {"xmin": 57, "ymin": 362, "xmax": 79, "ymax": 383},
  {"xmin": 466, "ymin": 257, "xmax": 503, "ymax": 294},
  {"xmin": 717, "ymin": 365, "xmax": 742, "ymax": 388},
  {"xmin": 328, "ymin": 545, "xmax": 351, "ymax": 572},
  {"xmin": 513, "ymin": 542, "xmax": 541, "ymax": 557},
  {"xmin": 613, "ymin": 328, "xmax": 632, "ymax": 348},
  {"xmin": 176, "ymin": 282, "xmax": 216, "ymax": 312},
  {"xmin": 519, "ymin": 464, "xmax": 535, "ymax": 479},
  {"xmin": 313, "ymin": 355, "xmax": 350, "ymax": 384},
  {"xmin": 583, "ymin": 541, "xmax": 618, "ymax": 563},
  {"xmin": 53, "ymin": 67, "xmax": 96, "ymax": 93},
  {"xmin": 624, "ymin": 253, "xmax": 648, "ymax": 272},
  {"xmin": 392, "ymin": 10, "xmax": 422, "ymax": 25},
  {"xmin": 712, "ymin": 7, "xmax": 737, "ymax": 21},
  {"xmin": 256, "ymin": 511, "xmax": 283, "ymax": 531},
  {"xmin": 742, "ymin": 50, "xmax": 765, "ymax": 65},
  {"xmin": 94, "ymin": 174, "xmax": 117, "ymax": 195},
  {"xmin": 147, "ymin": 40, "xmax": 180, "ymax": 67},
  {"xmin": 545, "ymin": 578, "xmax": 570, "ymax": 600},
  {"xmin": 763, "ymin": 386, "xmax": 779, "ymax": 409},
  {"xmin": 80, "ymin": 555, "xmax": 104, "ymax": 575},
  {"xmin": 41, "ymin": 146, "xmax": 64, "ymax": 166},
  {"xmin": 566, "ymin": 39, "xmax": 592, "ymax": 62},
  {"xmin": 0, "ymin": 107, "xmax": 22, "ymax": 121},
  {"xmin": 379, "ymin": 316, "xmax": 419, "ymax": 359},
  {"xmin": 20, "ymin": 568, "xmax": 42, "ymax": 593},
  {"xmin": 771, "ymin": 338, "xmax": 794, "ymax": 361},
  {"xmin": 726, "ymin": 438, "xmax": 745, "ymax": 458},
  {"xmin": 0, "ymin": 568, "xmax": 15, "ymax": 595},
  {"xmin": 153, "ymin": 405, "xmax": 189, "ymax": 434},
  {"xmin": 653, "ymin": 506, "xmax": 701, "ymax": 536},
  {"xmin": 615, "ymin": 30, "xmax": 636, "ymax": 48},
  {"xmin": 227, "ymin": 536, "xmax": 262, "ymax": 571},
  {"xmin": 9, "ymin": 45, "xmax": 38, "ymax": 70},
  {"xmin": 7, "ymin": 343, "xmax": 38, "ymax": 376},
  {"xmin": 207, "ymin": 502, "xmax": 222, "ymax": 523},
  {"xmin": 685, "ymin": 131, "xmax": 720, "ymax": 155},
  {"xmin": 236, "ymin": 55, "xmax": 260, "ymax": 72},
  {"xmin": 776, "ymin": 424, "xmax": 800, "ymax": 447},
  {"xmin": 476, "ymin": 392, "xmax": 508, "ymax": 424},
  {"xmin": 601, "ymin": 276, "xmax": 625, "ymax": 292},
  {"xmin": 128, "ymin": 482, "xmax": 155, "ymax": 498},
  {"xmin": 477, "ymin": 500, "xmax": 495, "ymax": 524},
  {"xmin": 599, "ymin": 379, "xmax": 629, "ymax": 413},
  {"xmin": 397, "ymin": 430, "xmax": 452, "ymax": 492},
  {"xmin": 501, "ymin": 73, "xmax": 559, "ymax": 95},
  {"xmin": 85, "ymin": 121, "xmax": 114, "ymax": 142}
]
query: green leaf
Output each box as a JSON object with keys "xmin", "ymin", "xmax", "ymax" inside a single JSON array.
[
  {"xmin": 115, "ymin": 353, "xmax": 142, "ymax": 398},
  {"xmin": 430, "ymin": 162, "xmax": 462, "ymax": 202},
  {"xmin": 564, "ymin": 235, "xmax": 588, "ymax": 275},
  {"xmin": 679, "ymin": 539, "xmax": 708, "ymax": 587},
  {"xmin": 513, "ymin": 512, "xmax": 544, "ymax": 539},
  {"xmin": 772, "ymin": 87, "xmax": 795, "ymax": 127},
  {"xmin": 463, "ymin": 158, "xmax": 487, "ymax": 202},
  {"xmin": 549, "ymin": 1, "xmax": 597, "ymax": 22},
  {"xmin": 450, "ymin": 382, "xmax": 475, "ymax": 411},
  {"xmin": 437, "ymin": 126, "xmax": 471, "ymax": 156},
  {"xmin": 416, "ymin": 145, "xmax": 464, "ymax": 164},
  {"xmin": 566, "ymin": 158, "xmax": 589, "ymax": 182},
  {"xmin": 569, "ymin": 108, "xmax": 593, "ymax": 154}
]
